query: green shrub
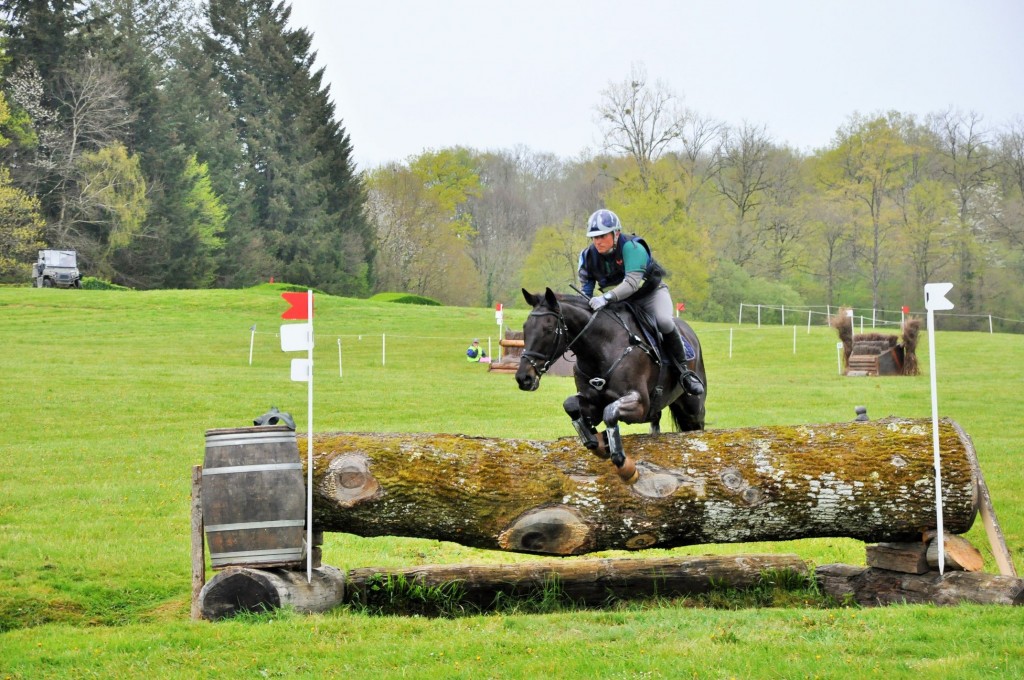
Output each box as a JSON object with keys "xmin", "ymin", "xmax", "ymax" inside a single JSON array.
[
  {"xmin": 81, "ymin": 277, "xmax": 131, "ymax": 290},
  {"xmin": 370, "ymin": 291, "xmax": 443, "ymax": 306}
]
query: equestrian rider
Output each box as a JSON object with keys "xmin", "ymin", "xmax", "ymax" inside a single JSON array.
[{"xmin": 578, "ymin": 209, "xmax": 704, "ymax": 396}]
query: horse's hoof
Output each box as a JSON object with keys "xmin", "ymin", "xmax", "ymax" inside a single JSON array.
[
  {"xmin": 593, "ymin": 440, "xmax": 611, "ymax": 460},
  {"xmin": 616, "ymin": 458, "xmax": 639, "ymax": 485}
]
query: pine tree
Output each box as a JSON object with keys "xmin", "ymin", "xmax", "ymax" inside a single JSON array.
[{"xmin": 204, "ymin": 0, "xmax": 370, "ymax": 294}]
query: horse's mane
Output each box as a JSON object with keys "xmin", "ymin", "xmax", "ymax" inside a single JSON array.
[{"xmin": 552, "ymin": 292, "xmax": 591, "ymax": 309}]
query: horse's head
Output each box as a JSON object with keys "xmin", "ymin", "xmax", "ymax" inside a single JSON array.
[{"xmin": 516, "ymin": 287, "xmax": 567, "ymax": 391}]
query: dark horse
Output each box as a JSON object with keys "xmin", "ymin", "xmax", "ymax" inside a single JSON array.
[{"xmin": 516, "ymin": 288, "xmax": 706, "ymax": 483}]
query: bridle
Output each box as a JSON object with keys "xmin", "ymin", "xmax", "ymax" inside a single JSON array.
[
  {"xmin": 519, "ymin": 307, "xmax": 572, "ymax": 377},
  {"xmin": 520, "ymin": 301, "xmax": 652, "ymax": 391}
]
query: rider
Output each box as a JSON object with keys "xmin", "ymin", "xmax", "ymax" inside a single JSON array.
[{"xmin": 578, "ymin": 208, "xmax": 704, "ymax": 396}]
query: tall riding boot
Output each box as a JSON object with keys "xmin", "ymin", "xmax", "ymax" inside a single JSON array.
[{"xmin": 662, "ymin": 328, "xmax": 705, "ymax": 396}]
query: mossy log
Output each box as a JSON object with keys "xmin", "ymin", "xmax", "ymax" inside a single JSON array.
[
  {"xmin": 304, "ymin": 417, "xmax": 977, "ymax": 556},
  {"xmin": 345, "ymin": 553, "xmax": 808, "ymax": 609}
]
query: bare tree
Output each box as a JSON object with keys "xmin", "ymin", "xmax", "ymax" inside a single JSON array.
[
  {"xmin": 595, "ymin": 63, "xmax": 683, "ymax": 189},
  {"xmin": 711, "ymin": 122, "xmax": 773, "ymax": 265},
  {"xmin": 929, "ymin": 109, "xmax": 998, "ymax": 318}
]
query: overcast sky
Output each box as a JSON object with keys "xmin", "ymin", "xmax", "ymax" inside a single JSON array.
[{"xmin": 287, "ymin": 0, "xmax": 1024, "ymax": 171}]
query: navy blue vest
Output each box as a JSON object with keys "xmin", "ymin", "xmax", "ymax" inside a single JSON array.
[{"xmin": 582, "ymin": 234, "xmax": 664, "ymax": 298}]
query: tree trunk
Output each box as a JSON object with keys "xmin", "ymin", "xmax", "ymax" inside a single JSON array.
[
  {"xmin": 198, "ymin": 565, "xmax": 345, "ymax": 620},
  {"xmin": 304, "ymin": 417, "xmax": 977, "ymax": 556},
  {"xmin": 816, "ymin": 564, "xmax": 1024, "ymax": 606},
  {"xmin": 196, "ymin": 554, "xmax": 808, "ymax": 618},
  {"xmin": 345, "ymin": 553, "xmax": 808, "ymax": 609}
]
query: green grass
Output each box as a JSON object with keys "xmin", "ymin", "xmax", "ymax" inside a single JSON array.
[{"xmin": 1, "ymin": 287, "xmax": 1023, "ymax": 678}]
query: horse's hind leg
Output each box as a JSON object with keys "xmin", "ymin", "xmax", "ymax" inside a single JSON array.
[{"xmin": 649, "ymin": 410, "xmax": 662, "ymax": 435}]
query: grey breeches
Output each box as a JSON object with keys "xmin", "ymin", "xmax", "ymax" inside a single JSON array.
[{"xmin": 633, "ymin": 285, "xmax": 677, "ymax": 334}]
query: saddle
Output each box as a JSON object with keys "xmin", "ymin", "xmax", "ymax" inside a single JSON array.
[{"xmin": 619, "ymin": 301, "xmax": 695, "ymax": 364}]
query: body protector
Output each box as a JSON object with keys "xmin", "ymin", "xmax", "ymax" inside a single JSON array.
[{"xmin": 578, "ymin": 234, "xmax": 665, "ymax": 299}]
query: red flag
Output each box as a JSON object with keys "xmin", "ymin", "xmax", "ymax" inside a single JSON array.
[{"xmin": 281, "ymin": 292, "xmax": 311, "ymax": 320}]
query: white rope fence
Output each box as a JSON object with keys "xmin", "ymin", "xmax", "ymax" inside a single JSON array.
[{"xmin": 737, "ymin": 302, "xmax": 1023, "ymax": 334}]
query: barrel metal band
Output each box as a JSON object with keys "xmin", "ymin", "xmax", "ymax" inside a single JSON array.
[
  {"xmin": 205, "ymin": 435, "xmax": 297, "ymax": 447},
  {"xmin": 205, "ymin": 519, "xmax": 306, "ymax": 532},
  {"xmin": 209, "ymin": 548, "xmax": 304, "ymax": 563},
  {"xmin": 202, "ymin": 462, "xmax": 302, "ymax": 475}
]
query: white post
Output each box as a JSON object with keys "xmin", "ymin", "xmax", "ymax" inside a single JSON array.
[
  {"xmin": 989, "ymin": 315, "xmax": 993, "ymax": 334},
  {"xmin": 248, "ymin": 324, "xmax": 256, "ymax": 365},
  {"xmin": 924, "ymin": 282, "xmax": 955, "ymax": 576},
  {"xmin": 738, "ymin": 303, "xmax": 744, "ymax": 325},
  {"xmin": 757, "ymin": 305, "xmax": 762, "ymax": 328},
  {"xmin": 305, "ymin": 290, "xmax": 314, "ymax": 583},
  {"xmin": 792, "ymin": 325, "xmax": 797, "ymax": 354},
  {"xmin": 807, "ymin": 310, "xmax": 812, "ymax": 334},
  {"xmin": 337, "ymin": 338, "xmax": 342, "ymax": 378},
  {"xmin": 837, "ymin": 342, "xmax": 844, "ymax": 375},
  {"xmin": 781, "ymin": 305, "xmax": 785, "ymax": 326},
  {"xmin": 872, "ymin": 308, "xmax": 877, "ymax": 328},
  {"xmin": 729, "ymin": 328, "xmax": 734, "ymax": 359}
]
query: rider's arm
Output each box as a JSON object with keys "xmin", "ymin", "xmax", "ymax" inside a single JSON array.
[
  {"xmin": 578, "ymin": 248, "xmax": 595, "ymax": 297},
  {"xmin": 602, "ymin": 241, "xmax": 648, "ymax": 302}
]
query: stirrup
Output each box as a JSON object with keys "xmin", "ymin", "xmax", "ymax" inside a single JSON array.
[{"xmin": 680, "ymin": 370, "xmax": 704, "ymax": 396}]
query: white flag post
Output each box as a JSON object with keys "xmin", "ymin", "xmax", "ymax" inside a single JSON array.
[
  {"xmin": 248, "ymin": 324, "xmax": 256, "ymax": 365},
  {"xmin": 304, "ymin": 290, "xmax": 313, "ymax": 582},
  {"xmin": 924, "ymin": 282, "xmax": 954, "ymax": 575},
  {"xmin": 280, "ymin": 290, "xmax": 315, "ymax": 582}
]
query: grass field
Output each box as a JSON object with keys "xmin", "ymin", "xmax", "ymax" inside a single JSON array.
[{"xmin": 1, "ymin": 285, "xmax": 1022, "ymax": 679}]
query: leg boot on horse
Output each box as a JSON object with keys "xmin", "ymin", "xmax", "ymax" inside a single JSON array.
[{"xmin": 663, "ymin": 328, "xmax": 705, "ymax": 396}]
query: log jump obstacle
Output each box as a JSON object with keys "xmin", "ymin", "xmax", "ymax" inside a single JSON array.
[{"xmin": 192, "ymin": 416, "xmax": 1021, "ymax": 619}]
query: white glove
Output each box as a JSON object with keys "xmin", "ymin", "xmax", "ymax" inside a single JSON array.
[{"xmin": 589, "ymin": 294, "xmax": 609, "ymax": 311}]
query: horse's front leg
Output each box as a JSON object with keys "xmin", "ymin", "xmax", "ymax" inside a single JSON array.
[
  {"xmin": 602, "ymin": 391, "xmax": 647, "ymax": 484},
  {"xmin": 563, "ymin": 394, "xmax": 606, "ymax": 457}
]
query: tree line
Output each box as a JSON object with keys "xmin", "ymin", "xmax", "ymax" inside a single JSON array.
[
  {"xmin": 0, "ymin": 0, "xmax": 368, "ymax": 294},
  {"xmin": 1, "ymin": 6, "xmax": 1022, "ymax": 331},
  {"xmin": 368, "ymin": 65, "xmax": 1024, "ymax": 330}
]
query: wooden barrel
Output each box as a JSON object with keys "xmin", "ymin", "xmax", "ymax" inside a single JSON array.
[{"xmin": 202, "ymin": 426, "xmax": 306, "ymax": 569}]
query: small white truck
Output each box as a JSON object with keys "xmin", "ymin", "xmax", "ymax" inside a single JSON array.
[{"xmin": 33, "ymin": 249, "xmax": 82, "ymax": 288}]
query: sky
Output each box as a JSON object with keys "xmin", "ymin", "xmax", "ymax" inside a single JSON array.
[{"xmin": 287, "ymin": 0, "xmax": 1024, "ymax": 171}]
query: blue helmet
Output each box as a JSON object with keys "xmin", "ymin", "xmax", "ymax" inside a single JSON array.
[{"xmin": 587, "ymin": 209, "xmax": 622, "ymax": 237}]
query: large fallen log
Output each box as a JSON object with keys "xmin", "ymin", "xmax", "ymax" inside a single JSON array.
[
  {"xmin": 816, "ymin": 564, "xmax": 1024, "ymax": 606},
  {"xmin": 304, "ymin": 417, "xmax": 977, "ymax": 556},
  {"xmin": 344, "ymin": 553, "xmax": 808, "ymax": 609},
  {"xmin": 196, "ymin": 554, "xmax": 808, "ymax": 618}
]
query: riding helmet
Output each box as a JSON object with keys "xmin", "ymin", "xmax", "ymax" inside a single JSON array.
[{"xmin": 587, "ymin": 209, "xmax": 622, "ymax": 237}]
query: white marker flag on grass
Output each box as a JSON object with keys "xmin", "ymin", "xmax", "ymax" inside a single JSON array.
[
  {"xmin": 280, "ymin": 290, "xmax": 314, "ymax": 582},
  {"xmin": 924, "ymin": 282, "xmax": 954, "ymax": 576}
]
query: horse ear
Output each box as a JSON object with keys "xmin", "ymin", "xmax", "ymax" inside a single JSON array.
[
  {"xmin": 544, "ymin": 287, "xmax": 558, "ymax": 308},
  {"xmin": 522, "ymin": 288, "xmax": 538, "ymax": 306}
]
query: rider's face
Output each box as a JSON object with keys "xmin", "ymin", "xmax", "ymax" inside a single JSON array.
[{"xmin": 592, "ymin": 232, "xmax": 615, "ymax": 255}]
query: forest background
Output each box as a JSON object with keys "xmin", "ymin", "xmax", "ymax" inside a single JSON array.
[{"xmin": 1, "ymin": 1, "xmax": 1023, "ymax": 331}]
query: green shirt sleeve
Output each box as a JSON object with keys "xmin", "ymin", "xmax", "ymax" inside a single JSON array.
[{"xmin": 620, "ymin": 240, "xmax": 649, "ymax": 273}]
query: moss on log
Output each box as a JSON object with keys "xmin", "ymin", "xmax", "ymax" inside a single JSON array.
[{"xmin": 304, "ymin": 417, "xmax": 977, "ymax": 556}]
